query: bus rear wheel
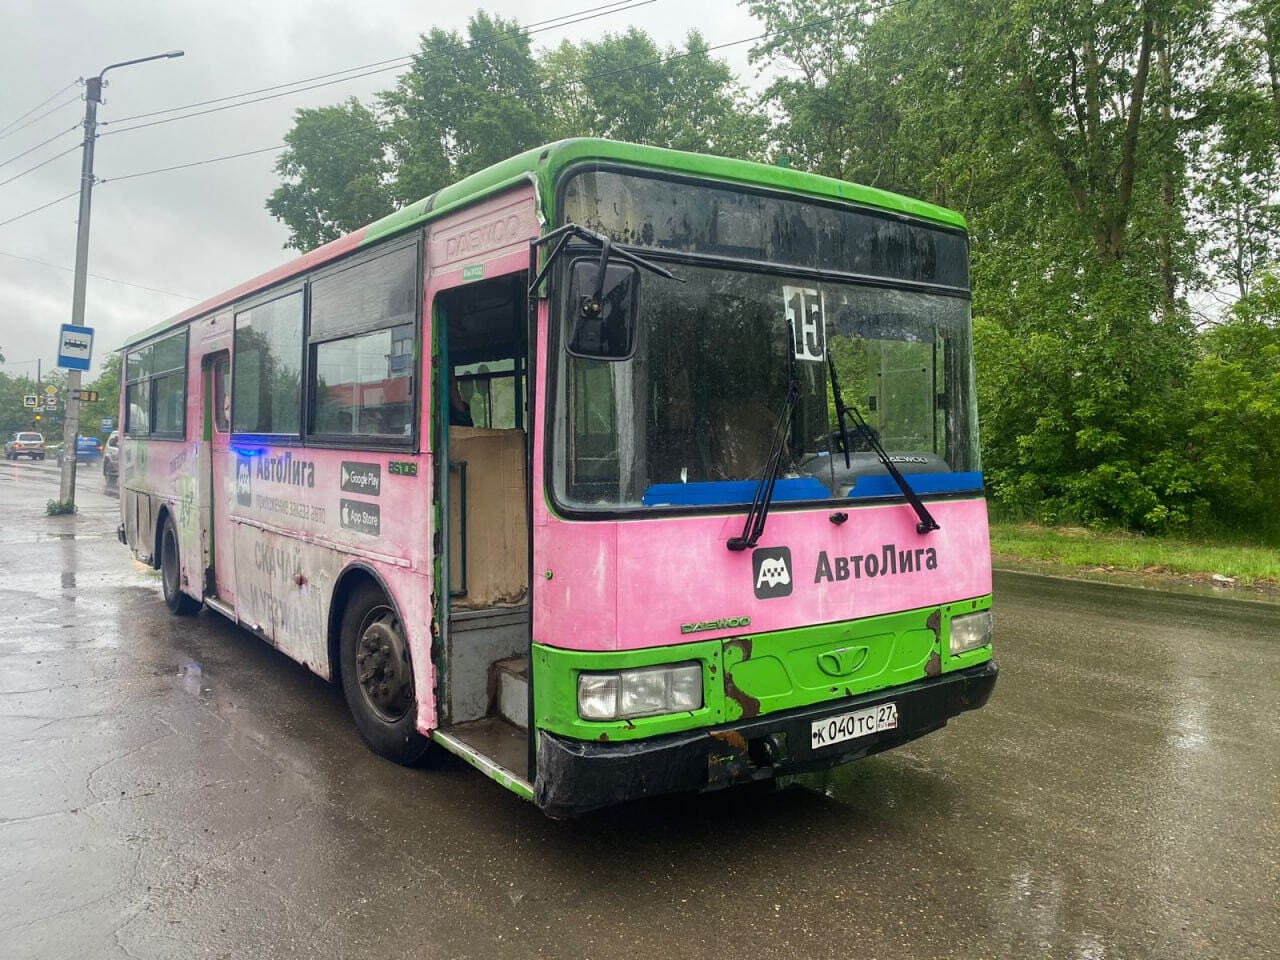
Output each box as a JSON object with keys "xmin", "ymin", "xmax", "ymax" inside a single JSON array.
[
  {"xmin": 339, "ymin": 582, "xmax": 430, "ymax": 765},
  {"xmin": 160, "ymin": 516, "xmax": 199, "ymax": 616}
]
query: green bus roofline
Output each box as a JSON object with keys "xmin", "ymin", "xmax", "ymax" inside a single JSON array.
[{"xmin": 364, "ymin": 137, "xmax": 968, "ymax": 244}]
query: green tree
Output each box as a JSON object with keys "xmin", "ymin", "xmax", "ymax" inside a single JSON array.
[
  {"xmin": 266, "ymin": 98, "xmax": 395, "ymax": 251},
  {"xmin": 380, "ymin": 11, "xmax": 549, "ymax": 205},
  {"xmin": 268, "ymin": 14, "xmax": 764, "ymax": 250},
  {"xmin": 0, "ymin": 366, "xmax": 64, "ymax": 440},
  {"xmin": 1187, "ymin": 288, "xmax": 1280, "ymax": 543},
  {"xmin": 543, "ymin": 29, "xmax": 766, "ymax": 158},
  {"xmin": 747, "ymin": 0, "xmax": 1214, "ymax": 532},
  {"xmin": 745, "ymin": 0, "xmax": 903, "ymax": 182},
  {"xmin": 1195, "ymin": 1, "xmax": 1280, "ymax": 304}
]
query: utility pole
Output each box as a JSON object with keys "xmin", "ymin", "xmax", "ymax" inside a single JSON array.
[{"xmin": 58, "ymin": 51, "xmax": 183, "ymax": 507}]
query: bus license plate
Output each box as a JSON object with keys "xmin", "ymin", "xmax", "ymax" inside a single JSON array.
[{"xmin": 811, "ymin": 702, "xmax": 898, "ymax": 750}]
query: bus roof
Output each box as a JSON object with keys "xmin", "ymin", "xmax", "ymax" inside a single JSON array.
[{"xmin": 125, "ymin": 138, "xmax": 967, "ymax": 347}]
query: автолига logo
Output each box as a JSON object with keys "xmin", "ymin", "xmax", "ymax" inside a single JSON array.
[
  {"xmin": 236, "ymin": 458, "xmax": 252, "ymax": 506},
  {"xmin": 752, "ymin": 546, "xmax": 793, "ymax": 599}
]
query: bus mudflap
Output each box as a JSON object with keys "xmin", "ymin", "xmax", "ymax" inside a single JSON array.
[{"xmin": 534, "ymin": 661, "xmax": 997, "ymax": 818}]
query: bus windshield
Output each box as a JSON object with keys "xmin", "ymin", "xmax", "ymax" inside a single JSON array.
[{"xmin": 552, "ymin": 174, "xmax": 980, "ymax": 512}]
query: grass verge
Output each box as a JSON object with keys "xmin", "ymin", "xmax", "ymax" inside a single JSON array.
[{"xmin": 989, "ymin": 522, "xmax": 1280, "ymax": 595}]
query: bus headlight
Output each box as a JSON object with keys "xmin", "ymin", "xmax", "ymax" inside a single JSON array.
[
  {"xmin": 577, "ymin": 662, "xmax": 703, "ymax": 720},
  {"xmin": 949, "ymin": 610, "xmax": 993, "ymax": 655}
]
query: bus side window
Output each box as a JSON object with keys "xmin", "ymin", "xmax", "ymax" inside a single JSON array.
[
  {"xmin": 308, "ymin": 241, "xmax": 418, "ymax": 441},
  {"xmin": 125, "ymin": 327, "xmax": 188, "ymax": 439}
]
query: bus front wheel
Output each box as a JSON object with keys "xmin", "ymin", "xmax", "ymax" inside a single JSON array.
[
  {"xmin": 338, "ymin": 582, "xmax": 430, "ymax": 766},
  {"xmin": 159, "ymin": 516, "xmax": 199, "ymax": 616}
]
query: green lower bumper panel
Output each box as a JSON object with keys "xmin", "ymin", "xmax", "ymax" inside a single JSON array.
[{"xmin": 532, "ymin": 596, "xmax": 993, "ymax": 742}]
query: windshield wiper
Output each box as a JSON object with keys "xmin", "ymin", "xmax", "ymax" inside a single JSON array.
[
  {"xmin": 728, "ymin": 323, "xmax": 801, "ymax": 551},
  {"xmin": 844, "ymin": 403, "xmax": 940, "ymax": 535},
  {"xmin": 826, "ymin": 352, "xmax": 852, "ymax": 470},
  {"xmin": 528, "ymin": 222, "xmax": 682, "ymax": 297}
]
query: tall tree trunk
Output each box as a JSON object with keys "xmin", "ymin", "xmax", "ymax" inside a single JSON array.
[
  {"xmin": 1155, "ymin": 22, "xmax": 1177, "ymax": 319},
  {"xmin": 1108, "ymin": 3, "xmax": 1157, "ymax": 262}
]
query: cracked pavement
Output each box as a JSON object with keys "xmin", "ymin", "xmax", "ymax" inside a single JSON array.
[{"xmin": 1, "ymin": 457, "xmax": 1278, "ymax": 959}]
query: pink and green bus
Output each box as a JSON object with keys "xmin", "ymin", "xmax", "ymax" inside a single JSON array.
[{"xmin": 118, "ymin": 139, "xmax": 996, "ymax": 815}]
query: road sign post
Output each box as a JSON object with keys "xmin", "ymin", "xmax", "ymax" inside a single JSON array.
[{"xmin": 57, "ymin": 323, "xmax": 94, "ymax": 504}]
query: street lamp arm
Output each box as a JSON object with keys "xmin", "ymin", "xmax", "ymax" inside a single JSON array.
[{"xmin": 97, "ymin": 51, "xmax": 184, "ymax": 82}]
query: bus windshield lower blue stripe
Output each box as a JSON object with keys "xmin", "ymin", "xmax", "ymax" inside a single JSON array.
[
  {"xmin": 640, "ymin": 472, "xmax": 983, "ymax": 506},
  {"xmin": 641, "ymin": 478, "xmax": 829, "ymax": 507},
  {"xmin": 846, "ymin": 471, "xmax": 984, "ymax": 498}
]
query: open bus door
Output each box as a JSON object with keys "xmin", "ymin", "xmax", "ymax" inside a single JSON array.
[
  {"xmin": 430, "ymin": 271, "xmax": 533, "ymax": 784},
  {"xmin": 203, "ymin": 351, "xmax": 235, "ymax": 607}
]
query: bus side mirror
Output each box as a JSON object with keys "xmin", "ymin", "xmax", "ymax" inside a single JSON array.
[{"xmin": 566, "ymin": 258, "xmax": 639, "ymax": 360}]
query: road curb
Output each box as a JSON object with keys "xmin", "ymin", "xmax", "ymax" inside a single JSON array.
[{"xmin": 993, "ymin": 566, "xmax": 1280, "ymax": 610}]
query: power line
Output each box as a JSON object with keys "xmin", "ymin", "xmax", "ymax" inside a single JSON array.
[
  {"xmin": 0, "ymin": 145, "xmax": 284, "ymax": 231},
  {"xmin": 102, "ymin": 0, "xmax": 644, "ymax": 129},
  {"xmin": 0, "ymin": 190, "xmax": 77, "ymax": 228},
  {"xmin": 0, "ymin": 250, "xmax": 200, "ymax": 299},
  {"xmin": 0, "ymin": 124, "xmax": 81, "ymax": 170},
  {"xmin": 0, "ymin": 93, "xmax": 83, "ymax": 145},
  {"xmin": 0, "ymin": 4, "xmax": 907, "ymax": 233},
  {"xmin": 99, "ymin": 0, "xmax": 658, "ymax": 138},
  {"xmin": 100, "ymin": 144, "xmax": 285, "ymax": 184},
  {"xmin": 105, "ymin": 1, "xmax": 898, "ymax": 145},
  {"xmin": 69, "ymin": 6, "xmax": 892, "ymax": 193},
  {"xmin": 0, "ymin": 80, "xmax": 80, "ymax": 135},
  {"xmin": 0, "ymin": 143, "xmax": 81, "ymax": 189}
]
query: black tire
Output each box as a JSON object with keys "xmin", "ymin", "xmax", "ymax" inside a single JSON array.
[
  {"xmin": 159, "ymin": 516, "xmax": 199, "ymax": 616},
  {"xmin": 339, "ymin": 582, "xmax": 430, "ymax": 765}
]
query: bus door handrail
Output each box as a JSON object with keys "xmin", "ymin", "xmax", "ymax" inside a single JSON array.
[{"xmin": 449, "ymin": 459, "xmax": 468, "ymax": 598}]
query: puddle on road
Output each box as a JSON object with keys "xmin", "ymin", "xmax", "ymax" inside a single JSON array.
[
  {"xmin": 61, "ymin": 572, "xmax": 77, "ymax": 589},
  {"xmin": 176, "ymin": 657, "xmax": 211, "ymax": 697},
  {"xmin": 0, "ymin": 532, "xmax": 106, "ymax": 545},
  {"xmin": 782, "ymin": 751, "xmax": 950, "ymax": 814}
]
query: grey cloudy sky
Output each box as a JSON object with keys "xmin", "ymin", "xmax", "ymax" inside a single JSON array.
[{"xmin": 0, "ymin": 0, "xmax": 768, "ymax": 379}]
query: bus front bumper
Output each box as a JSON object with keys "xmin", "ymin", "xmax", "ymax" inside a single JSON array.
[{"xmin": 534, "ymin": 660, "xmax": 997, "ymax": 817}]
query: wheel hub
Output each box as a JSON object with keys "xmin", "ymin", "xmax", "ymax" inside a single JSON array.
[{"xmin": 354, "ymin": 611, "xmax": 412, "ymax": 721}]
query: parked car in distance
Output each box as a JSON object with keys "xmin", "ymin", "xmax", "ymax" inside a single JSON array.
[
  {"xmin": 102, "ymin": 431, "xmax": 119, "ymax": 480},
  {"xmin": 4, "ymin": 432, "xmax": 46, "ymax": 460},
  {"xmin": 56, "ymin": 435, "xmax": 102, "ymax": 463}
]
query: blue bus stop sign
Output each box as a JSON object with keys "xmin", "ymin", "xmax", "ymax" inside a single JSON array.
[{"xmin": 57, "ymin": 324, "xmax": 94, "ymax": 371}]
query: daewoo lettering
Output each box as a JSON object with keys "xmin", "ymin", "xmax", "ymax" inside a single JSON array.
[
  {"xmin": 444, "ymin": 214, "xmax": 521, "ymax": 260},
  {"xmin": 680, "ymin": 616, "xmax": 751, "ymax": 635}
]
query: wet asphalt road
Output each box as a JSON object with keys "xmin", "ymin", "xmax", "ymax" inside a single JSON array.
[{"xmin": 1, "ymin": 458, "xmax": 1278, "ymax": 960}]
